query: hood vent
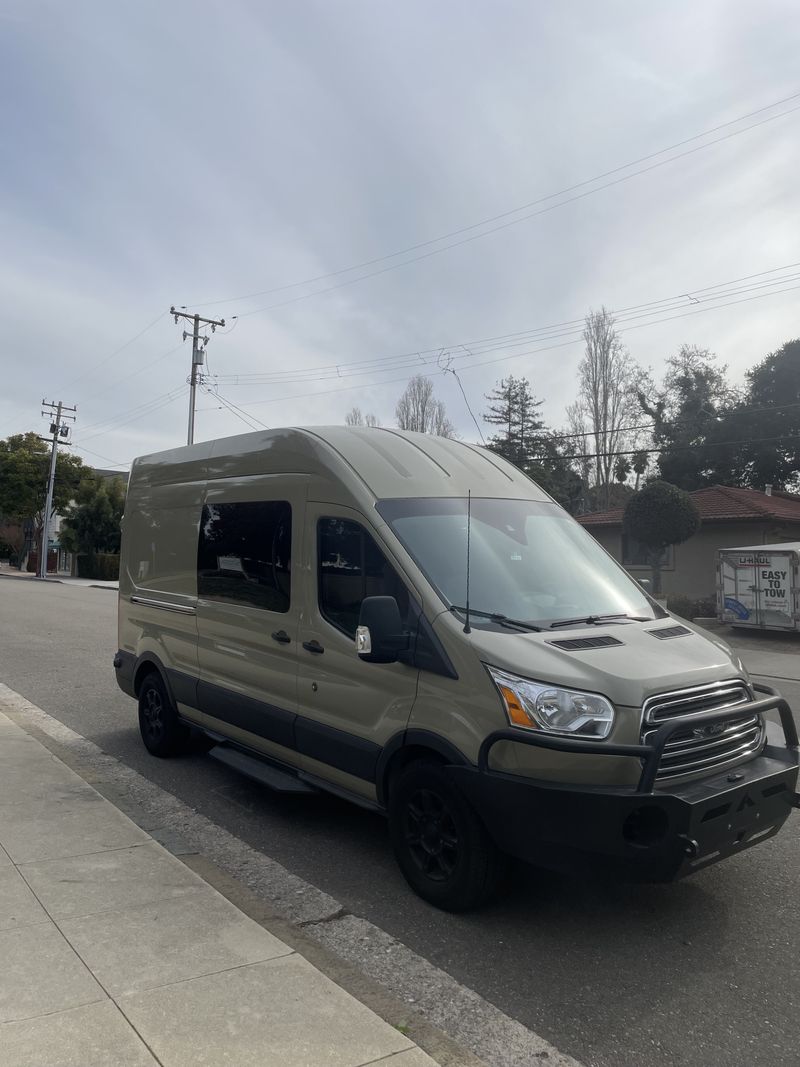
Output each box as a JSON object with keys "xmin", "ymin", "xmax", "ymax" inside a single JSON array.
[
  {"xmin": 548, "ymin": 635, "xmax": 624, "ymax": 651},
  {"xmin": 649, "ymin": 625, "xmax": 692, "ymax": 640}
]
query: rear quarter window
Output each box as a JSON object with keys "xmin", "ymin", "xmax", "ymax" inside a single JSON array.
[{"xmin": 197, "ymin": 500, "xmax": 291, "ymax": 612}]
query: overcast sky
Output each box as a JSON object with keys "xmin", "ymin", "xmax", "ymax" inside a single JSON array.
[{"xmin": 2, "ymin": 0, "xmax": 799, "ymax": 470}]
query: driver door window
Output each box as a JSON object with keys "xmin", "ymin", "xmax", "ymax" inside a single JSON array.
[{"xmin": 318, "ymin": 517, "xmax": 409, "ymax": 637}]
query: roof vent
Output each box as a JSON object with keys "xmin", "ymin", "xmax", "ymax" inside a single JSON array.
[
  {"xmin": 648, "ymin": 625, "xmax": 692, "ymax": 640},
  {"xmin": 548, "ymin": 635, "xmax": 624, "ymax": 651}
]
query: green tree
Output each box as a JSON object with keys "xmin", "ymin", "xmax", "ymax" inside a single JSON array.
[
  {"xmin": 623, "ymin": 481, "xmax": 700, "ymax": 596},
  {"xmin": 638, "ymin": 345, "xmax": 735, "ymax": 490},
  {"xmin": 631, "ymin": 449, "xmax": 649, "ymax": 490},
  {"xmin": 613, "ymin": 454, "xmax": 631, "ymax": 483},
  {"xmin": 0, "ymin": 433, "xmax": 86, "ymax": 565},
  {"xmin": 483, "ymin": 376, "xmax": 544, "ymax": 468},
  {"xmin": 483, "ymin": 376, "xmax": 584, "ymax": 510},
  {"xmin": 711, "ymin": 339, "xmax": 800, "ymax": 490},
  {"xmin": 60, "ymin": 475, "xmax": 126, "ymax": 563}
]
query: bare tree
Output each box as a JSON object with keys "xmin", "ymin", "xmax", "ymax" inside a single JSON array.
[
  {"xmin": 345, "ymin": 406, "xmax": 380, "ymax": 427},
  {"xmin": 395, "ymin": 375, "xmax": 456, "ymax": 438},
  {"xmin": 577, "ymin": 308, "xmax": 640, "ymax": 509},
  {"xmin": 564, "ymin": 400, "xmax": 592, "ymax": 489}
]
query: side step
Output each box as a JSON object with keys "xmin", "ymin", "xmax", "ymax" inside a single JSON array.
[{"xmin": 208, "ymin": 745, "xmax": 317, "ymax": 794}]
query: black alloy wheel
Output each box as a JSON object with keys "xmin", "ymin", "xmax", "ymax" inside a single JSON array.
[
  {"xmin": 403, "ymin": 787, "xmax": 460, "ymax": 882},
  {"xmin": 389, "ymin": 761, "xmax": 504, "ymax": 911}
]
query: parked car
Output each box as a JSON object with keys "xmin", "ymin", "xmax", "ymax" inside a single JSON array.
[{"xmin": 114, "ymin": 427, "xmax": 800, "ymax": 910}]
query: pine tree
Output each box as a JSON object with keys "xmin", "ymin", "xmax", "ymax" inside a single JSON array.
[{"xmin": 483, "ymin": 376, "xmax": 545, "ymax": 468}]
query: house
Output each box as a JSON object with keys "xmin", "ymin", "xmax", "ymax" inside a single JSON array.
[{"xmin": 577, "ymin": 485, "xmax": 800, "ymax": 599}]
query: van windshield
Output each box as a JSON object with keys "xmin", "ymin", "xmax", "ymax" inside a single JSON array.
[{"xmin": 377, "ymin": 497, "xmax": 658, "ymax": 628}]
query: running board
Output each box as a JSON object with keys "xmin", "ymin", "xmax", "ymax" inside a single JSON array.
[{"xmin": 208, "ymin": 745, "xmax": 317, "ymax": 794}]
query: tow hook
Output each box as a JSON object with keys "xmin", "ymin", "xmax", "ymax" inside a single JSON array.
[{"xmin": 678, "ymin": 834, "xmax": 699, "ymax": 858}]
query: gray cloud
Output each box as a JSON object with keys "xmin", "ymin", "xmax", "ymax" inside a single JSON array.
[{"xmin": 2, "ymin": 0, "xmax": 799, "ymax": 467}]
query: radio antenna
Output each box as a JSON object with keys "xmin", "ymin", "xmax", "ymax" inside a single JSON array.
[{"xmin": 463, "ymin": 489, "xmax": 472, "ymax": 634}]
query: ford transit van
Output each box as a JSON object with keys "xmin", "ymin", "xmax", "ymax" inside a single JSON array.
[{"xmin": 114, "ymin": 427, "xmax": 800, "ymax": 910}]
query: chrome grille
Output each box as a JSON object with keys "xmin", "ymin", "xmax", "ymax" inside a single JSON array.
[{"xmin": 642, "ymin": 681, "xmax": 764, "ymax": 781}]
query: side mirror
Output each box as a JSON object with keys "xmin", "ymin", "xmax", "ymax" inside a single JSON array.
[
  {"xmin": 356, "ymin": 596, "xmax": 409, "ymax": 664},
  {"xmin": 638, "ymin": 578, "xmax": 651, "ymax": 589}
]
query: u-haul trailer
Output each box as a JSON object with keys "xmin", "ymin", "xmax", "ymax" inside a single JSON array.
[{"xmin": 718, "ymin": 543, "xmax": 800, "ymax": 631}]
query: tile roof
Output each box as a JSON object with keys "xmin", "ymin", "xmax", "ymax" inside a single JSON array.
[{"xmin": 577, "ymin": 485, "xmax": 800, "ymax": 527}]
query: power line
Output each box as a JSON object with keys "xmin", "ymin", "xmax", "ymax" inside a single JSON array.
[
  {"xmin": 235, "ymin": 101, "xmax": 800, "ymax": 320},
  {"xmin": 80, "ymin": 342, "xmax": 186, "ymax": 404},
  {"xmin": 541, "ymin": 432, "xmax": 800, "ymax": 463},
  {"xmin": 201, "ymin": 384, "xmax": 268, "ymax": 431},
  {"xmin": 60, "ymin": 311, "xmax": 167, "ymax": 392},
  {"xmin": 210, "ymin": 261, "xmax": 800, "ymax": 387},
  {"xmin": 220, "ymin": 275, "xmax": 800, "ymax": 409},
  {"xmin": 78, "ymin": 384, "xmax": 185, "ymax": 435},
  {"xmin": 69, "ymin": 265, "xmax": 799, "ymax": 452},
  {"xmin": 76, "ymin": 386, "xmax": 187, "ymax": 444},
  {"xmin": 190, "ymin": 90, "xmax": 800, "ymax": 313},
  {"xmin": 74, "ymin": 444, "xmax": 131, "ymax": 469}
]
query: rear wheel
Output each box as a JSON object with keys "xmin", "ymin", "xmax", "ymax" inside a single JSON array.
[
  {"xmin": 388, "ymin": 760, "xmax": 504, "ymax": 911},
  {"xmin": 138, "ymin": 672, "xmax": 188, "ymax": 757}
]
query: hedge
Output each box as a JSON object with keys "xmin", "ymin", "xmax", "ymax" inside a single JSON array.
[{"xmin": 77, "ymin": 553, "xmax": 120, "ymax": 580}]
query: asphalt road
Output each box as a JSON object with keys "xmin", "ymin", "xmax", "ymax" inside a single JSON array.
[{"xmin": 2, "ymin": 578, "xmax": 799, "ymax": 1067}]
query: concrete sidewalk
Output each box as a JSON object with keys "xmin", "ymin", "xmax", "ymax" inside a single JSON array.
[
  {"xmin": 0, "ymin": 569, "xmax": 118, "ymax": 589},
  {"xmin": 0, "ymin": 710, "xmax": 437, "ymax": 1067}
]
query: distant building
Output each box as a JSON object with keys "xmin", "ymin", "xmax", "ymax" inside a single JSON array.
[{"xmin": 577, "ymin": 485, "xmax": 800, "ymax": 600}]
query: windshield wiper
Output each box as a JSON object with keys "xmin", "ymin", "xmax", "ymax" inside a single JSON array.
[
  {"xmin": 449, "ymin": 606, "xmax": 542, "ymax": 633},
  {"xmin": 548, "ymin": 613, "xmax": 650, "ymax": 629}
]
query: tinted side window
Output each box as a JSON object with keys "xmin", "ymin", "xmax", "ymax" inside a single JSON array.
[
  {"xmin": 318, "ymin": 518, "xmax": 409, "ymax": 638},
  {"xmin": 198, "ymin": 501, "xmax": 291, "ymax": 611}
]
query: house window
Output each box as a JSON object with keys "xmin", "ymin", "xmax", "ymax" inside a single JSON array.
[
  {"xmin": 197, "ymin": 501, "xmax": 291, "ymax": 611},
  {"xmin": 622, "ymin": 534, "xmax": 673, "ymax": 569},
  {"xmin": 318, "ymin": 518, "xmax": 409, "ymax": 638}
]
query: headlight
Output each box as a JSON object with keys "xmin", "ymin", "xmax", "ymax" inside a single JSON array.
[{"xmin": 486, "ymin": 666, "xmax": 615, "ymax": 740}]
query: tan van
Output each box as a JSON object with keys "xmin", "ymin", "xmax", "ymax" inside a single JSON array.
[{"xmin": 115, "ymin": 427, "xmax": 800, "ymax": 909}]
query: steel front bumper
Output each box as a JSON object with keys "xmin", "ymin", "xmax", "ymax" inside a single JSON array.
[{"xmin": 448, "ymin": 684, "xmax": 800, "ymax": 881}]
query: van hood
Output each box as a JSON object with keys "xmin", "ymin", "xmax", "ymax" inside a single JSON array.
[{"xmin": 455, "ymin": 617, "xmax": 748, "ymax": 708}]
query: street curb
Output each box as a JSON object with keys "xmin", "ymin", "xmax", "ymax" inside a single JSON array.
[
  {"xmin": 0, "ymin": 572, "xmax": 61, "ymax": 583},
  {"xmin": 0, "ymin": 573, "xmax": 118, "ymax": 590}
]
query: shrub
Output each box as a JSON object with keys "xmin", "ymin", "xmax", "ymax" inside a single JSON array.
[
  {"xmin": 76, "ymin": 553, "xmax": 120, "ymax": 580},
  {"xmin": 667, "ymin": 595, "xmax": 717, "ymax": 619}
]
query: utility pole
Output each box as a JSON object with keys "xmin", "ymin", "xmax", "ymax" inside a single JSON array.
[
  {"xmin": 170, "ymin": 307, "xmax": 226, "ymax": 445},
  {"xmin": 39, "ymin": 400, "xmax": 77, "ymax": 580}
]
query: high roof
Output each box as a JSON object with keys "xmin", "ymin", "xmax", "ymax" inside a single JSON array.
[
  {"xmin": 132, "ymin": 426, "xmax": 550, "ymax": 502},
  {"xmin": 577, "ymin": 485, "xmax": 800, "ymax": 527}
]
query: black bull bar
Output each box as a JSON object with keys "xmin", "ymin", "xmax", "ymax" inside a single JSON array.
[{"xmin": 448, "ymin": 684, "xmax": 800, "ymax": 880}]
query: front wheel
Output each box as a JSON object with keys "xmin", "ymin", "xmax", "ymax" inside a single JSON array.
[
  {"xmin": 388, "ymin": 761, "xmax": 504, "ymax": 911},
  {"xmin": 138, "ymin": 672, "xmax": 188, "ymax": 757}
]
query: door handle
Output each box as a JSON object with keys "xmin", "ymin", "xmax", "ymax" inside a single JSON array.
[
  {"xmin": 271, "ymin": 630, "xmax": 291, "ymax": 645},
  {"xmin": 302, "ymin": 640, "xmax": 324, "ymax": 654}
]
